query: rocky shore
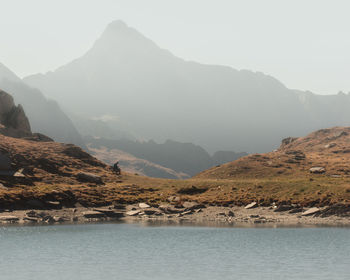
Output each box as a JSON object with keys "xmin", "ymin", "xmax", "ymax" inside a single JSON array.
[{"xmin": 1, "ymin": 201, "xmax": 349, "ymax": 227}]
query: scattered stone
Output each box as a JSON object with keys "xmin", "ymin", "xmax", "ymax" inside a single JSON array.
[
  {"xmin": 26, "ymin": 210, "xmax": 39, "ymax": 217},
  {"xmin": 250, "ymin": 215, "xmax": 260, "ymax": 218},
  {"xmin": 114, "ymin": 204, "xmax": 126, "ymax": 210},
  {"xmin": 227, "ymin": 211, "xmax": 235, "ymax": 217},
  {"xmin": 167, "ymin": 196, "xmax": 180, "ymax": 203},
  {"xmin": 245, "ymin": 202, "xmax": 257, "ymax": 209},
  {"xmin": 289, "ymin": 207, "xmax": 303, "ymax": 214},
  {"xmin": 0, "ymin": 216, "xmax": 19, "ymax": 222},
  {"xmin": 181, "ymin": 210, "xmax": 193, "ymax": 216},
  {"xmin": 159, "ymin": 204, "xmax": 183, "ymax": 214},
  {"xmin": 324, "ymin": 143, "xmax": 336, "ymax": 149},
  {"xmin": 182, "ymin": 201, "xmax": 206, "ymax": 211},
  {"xmin": 42, "ymin": 215, "xmax": 55, "ymax": 223},
  {"xmin": 309, "ymin": 167, "xmax": 326, "ymax": 174},
  {"xmin": 138, "ymin": 203, "xmax": 150, "ymax": 209},
  {"xmin": 77, "ymin": 172, "xmax": 103, "ymax": 184},
  {"xmin": 143, "ymin": 208, "xmax": 159, "ymax": 215},
  {"xmin": 53, "ymin": 216, "xmax": 69, "ymax": 223},
  {"xmin": 274, "ymin": 205, "xmax": 293, "ymax": 212},
  {"xmin": 93, "ymin": 208, "xmax": 124, "ymax": 218},
  {"xmin": 302, "ymin": 207, "xmax": 320, "ymax": 216},
  {"xmin": 23, "ymin": 217, "xmax": 38, "ymax": 223},
  {"xmin": 46, "ymin": 201, "xmax": 61, "ymax": 208},
  {"xmin": 0, "ymin": 183, "xmax": 8, "ymax": 190},
  {"xmin": 82, "ymin": 211, "xmax": 106, "ymax": 219},
  {"xmin": 126, "ymin": 210, "xmax": 142, "ymax": 216}
]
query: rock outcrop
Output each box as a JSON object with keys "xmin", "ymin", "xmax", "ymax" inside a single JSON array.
[{"xmin": 0, "ymin": 90, "xmax": 31, "ymax": 138}]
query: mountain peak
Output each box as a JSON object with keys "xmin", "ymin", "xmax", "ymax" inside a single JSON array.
[
  {"xmin": 106, "ymin": 20, "xmax": 128, "ymax": 31},
  {"xmin": 89, "ymin": 20, "xmax": 160, "ymax": 56}
]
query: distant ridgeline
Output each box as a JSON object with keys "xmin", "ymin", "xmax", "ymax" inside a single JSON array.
[{"xmin": 85, "ymin": 136, "xmax": 247, "ymax": 177}]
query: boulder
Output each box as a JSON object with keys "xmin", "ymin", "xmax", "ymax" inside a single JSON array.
[
  {"xmin": 126, "ymin": 209, "xmax": 142, "ymax": 216},
  {"xmin": 244, "ymin": 202, "xmax": 257, "ymax": 209},
  {"xmin": 138, "ymin": 203, "xmax": 150, "ymax": 209},
  {"xmin": 274, "ymin": 205, "xmax": 294, "ymax": 212},
  {"xmin": 0, "ymin": 215, "xmax": 19, "ymax": 222},
  {"xmin": 159, "ymin": 204, "xmax": 183, "ymax": 214},
  {"xmin": 143, "ymin": 208, "xmax": 160, "ymax": 215},
  {"xmin": 83, "ymin": 211, "xmax": 106, "ymax": 219},
  {"xmin": 93, "ymin": 208, "xmax": 124, "ymax": 218},
  {"xmin": 182, "ymin": 201, "xmax": 206, "ymax": 211},
  {"xmin": 302, "ymin": 207, "xmax": 320, "ymax": 216},
  {"xmin": 227, "ymin": 210, "xmax": 235, "ymax": 217},
  {"xmin": 46, "ymin": 201, "xmax": 61, "ymax": 209},
  {"xmin": 77, "ymin": 172, "xmax": 103, "ymax": 184},
  {"xmin": 309, "ymin": 167, "xmax": 326, "ymax": 174}
]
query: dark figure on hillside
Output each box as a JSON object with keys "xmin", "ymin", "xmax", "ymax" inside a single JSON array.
[{"xmin": 113, "ymin": 161, "xmax": 121, "ymax": 175}]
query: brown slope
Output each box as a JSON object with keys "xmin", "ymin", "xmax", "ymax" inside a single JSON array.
[
  {"xmin": 195, "ymin": 127, "xmax": 350, "ymax": 179},
  {"xmin": 0, "ymin": 134, "xmax": 110, "ymax": 186}
]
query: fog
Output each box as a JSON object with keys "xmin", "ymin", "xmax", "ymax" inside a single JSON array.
[{"xmin": 1, "ymin": 0, "xmax": 350, "ymax": 94}]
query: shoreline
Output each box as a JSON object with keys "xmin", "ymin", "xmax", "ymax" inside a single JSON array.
[{"xmin": 1, "ymin": 203, "xmax": 349, "ymax": 227}]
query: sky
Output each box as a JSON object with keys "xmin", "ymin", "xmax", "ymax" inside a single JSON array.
[{"xmin": 0, "ymin": 0, "xmax": 349, "ymax": 95}]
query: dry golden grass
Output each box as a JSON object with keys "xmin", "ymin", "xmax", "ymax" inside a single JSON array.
[{"xmin": 1, "ymin": 127, "xmax": 350, "ymax": 209}]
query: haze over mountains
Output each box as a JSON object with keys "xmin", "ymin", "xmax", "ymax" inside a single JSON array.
[
  {"xmin": 24, "ymin": 20, "xmax": 350, "ymax": 154},
  {"xmin": 0, "ymin": 63, "xmax": 85, "ymax": 148}
]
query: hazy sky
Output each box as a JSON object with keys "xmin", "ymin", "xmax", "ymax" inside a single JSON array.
[{"xmin": 0, "ymin": 0, "xmax": 349, "ymax": 95}]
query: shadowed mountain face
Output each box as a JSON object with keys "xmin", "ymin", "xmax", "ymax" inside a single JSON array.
[
  {"xmin": 24, "ymin": 20, "xmax": 350, "ymax": 153},
  {"xmin": 0, "ymin": 63, "xmax": 85, "ymax": 148},
  {"xmin": 85, "ymin": 137, "xmax": 247, "ymax": 177}
]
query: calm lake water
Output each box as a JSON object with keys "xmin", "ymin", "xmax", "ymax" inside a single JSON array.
[{"xmin": 0, "ymin": 223, "xmax": 349, "ymax": 280}]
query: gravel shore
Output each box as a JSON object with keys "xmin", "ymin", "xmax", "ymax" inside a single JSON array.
[{"xmin": 1, "ymin": 203, "xmax": 349, "ymax": 227}]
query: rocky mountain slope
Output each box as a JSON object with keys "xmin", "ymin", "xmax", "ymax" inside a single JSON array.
[
  {"xmin": 0, "ymin": 63, "xmax": 85, "ymax": 147},
  {"xmin": 24, "ymin": 20, "xmax": 321, "ymax": 154},
  {"xmin": 196, "ymin": 127, "xmax": 350, "ymax": 179}
]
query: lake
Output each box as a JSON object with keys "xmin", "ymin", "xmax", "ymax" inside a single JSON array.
[{"xmin": 0, "ymin": 223, "xmax": 349, "ymax": 280}]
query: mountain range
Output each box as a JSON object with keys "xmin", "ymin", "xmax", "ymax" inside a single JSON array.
[{"xmin": 24, "ymin": 20, "xmax": 350, "ymax": 153}]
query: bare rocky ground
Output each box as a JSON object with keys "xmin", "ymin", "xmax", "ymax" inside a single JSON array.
[{"xmin": 1, "ymin": 202, "xmax": 349, "ymax": 227}]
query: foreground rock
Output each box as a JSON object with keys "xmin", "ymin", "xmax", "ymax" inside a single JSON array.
[{"xmin": 302, "ymin": 207, "xmax": 320, "ymax": 216}]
